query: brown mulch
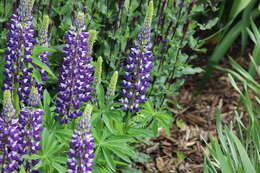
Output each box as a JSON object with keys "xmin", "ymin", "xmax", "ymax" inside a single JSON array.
[{"xmin": 134, "ymin": 68, "xmax": 242, "ymax": 173}]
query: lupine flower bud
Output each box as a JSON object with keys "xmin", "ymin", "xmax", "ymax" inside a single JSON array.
[
  {"xmin": 94, "ymin": 56, "xmax": 103, "ymax": 84},
  {"xmin": 67, "ymin": 104, "xmax": 94, "ymax": 173},
  {"xmin": 121, "ymin": 1, "xmax": 154, "ymax": 113},
  {"xmin": 0, "ymin": 91, "xmax": 22, "ymax": 172},
  {"xmin": 3, "ymin": 90, "xmax": 16, "ymax": 118},
  {"xmin": 4, "ymin": 0, "xmax": 37, "ymax": 106},
  {"xmin": 107, "ymin": 71, "xmax": 118, "ymax": 97},
  {"xmin": 55, "ymin": 13, "xmax": 96, "ymax": 123},
  {"xmin": 28, "ymin": 86, "xmax": 41, "ymax": 107},
  {"xmin": 144, "ymin": 1, "xmax": 153, "ymax": 27}
]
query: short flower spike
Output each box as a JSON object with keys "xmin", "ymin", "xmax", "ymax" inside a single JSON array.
[
  {"xmin": 94, "ymin": 56, "xmax": 103, "ymax": 84},
  {"xmin": 38, "ymin": 15, "xmax": 51, "ymax": 82},
  {"xmin": 88, "ymin": 30, "xmax": 97, "ymax": 54},
  {"xmin": 3, "ymin": 90, "xmax": 16, "ymax": 118},
  {"xmin": 75, "ymin": 11, "xmax": 85, "ymax": 29},
  {"xmin": 67, "ymin": 104, "xmax": 94, "ymax": 172},
  {"xmin": 28, "ymin": 86, "xmax": 40, "ymax": 107},
  {"xmin": 39, "ymin": 15, "xmax": 49, "ymax": 42},
  {"xmin": 107, "ymin": 71, "xmax": 118, "ymax": 97},
  {"xmin": 79, "ymin": 104, "xmax": 93, "ymax": 130}
]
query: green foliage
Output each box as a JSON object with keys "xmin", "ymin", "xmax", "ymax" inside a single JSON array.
[
  {"xmin": 204, "ymin": 44, "xmax": 260, "ymax": 172},
  {"xmin": 202, "ymin": 0, "xmax": 260, "ymax": 84},
  {"xmin": 0, "ymin": 0, "xmax": 212, "ymax": 172}
]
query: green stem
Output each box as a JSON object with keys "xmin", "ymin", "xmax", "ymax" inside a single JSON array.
[{"xmin": 13, "ymin": 83, "xmax": 20, "ymax": 115}]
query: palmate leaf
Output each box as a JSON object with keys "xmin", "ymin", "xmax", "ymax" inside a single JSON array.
[
  {"xmin": 33, "ymin": 128, "xmax": 67, "ymax": 172},
  {"xmin": 140, "ymin": 101, "xmax": 173, "ymax": 136},
  {"xmin": 94, "ymin": 127, "xmax": 136, "ymax": 171}
]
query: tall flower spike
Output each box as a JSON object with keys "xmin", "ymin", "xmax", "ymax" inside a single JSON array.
[
  {"xmin": 94, "ymin": 56, "xmax": 103, "ymax": 84},
  {"xmin": 55, "ymin": 13, "xmax": 96, "ymax": 123},
  {"xmin": 4, "ymin": 0, "xmax": 37, "ymax": 106},
  {"xmin": 107, "ymin": 71, "xmax": 118, "ymax": 97},
  {"xmin": 0, "ymin": 91, "xmax": 22, "ymax": 172},
  {"xmin": 121, "ymin": 1, "xmax": 154, "ymax": 113},
  {"xmin": 67, "ymin": 104, "xmax": 94, "ymax": 173}
]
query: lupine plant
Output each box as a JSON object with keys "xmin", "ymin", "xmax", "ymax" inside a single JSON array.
[{"xmin": 0, "ymin": 0, "xmax": 211, "ymax": 172}]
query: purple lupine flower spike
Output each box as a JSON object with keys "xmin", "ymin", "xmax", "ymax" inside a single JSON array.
[
  {"xmin": 67, "ymin": 104, "xmax": 94, "ymax": 173},
  {"xmin": 19, "ymin": 86, "xmax": 43, "ymax": 172},
  {"xmin": 4, "ymin": 0, "xmax": 36, "ymax": 106},
  {"xmin": 121, "ymin": 1, "xmax": 154, "ymax": 113},
  {"xmin": 55, "ymin": 12, "xmax": 96, "ymax": 124},
  {"xmin": 0, "ymin": 91, "xmax": 22, "ymax": 172}
]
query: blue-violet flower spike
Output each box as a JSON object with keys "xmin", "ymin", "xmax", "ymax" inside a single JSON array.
[
  {"xmin": 121, "ymin": 1, "xmax": 154, "ymax": 113},
  {"xmin": 0, "ymin": 91, "xmax": 22, "ymax": 172},
  {"xmin": 55, "ymin": 12, "xmax": 96, "ymax": 123},
  {"xmin": 67, "ymin": 104, "xmax": 94, "ymax": 173},
  {"xmin": 4, "ymin": 0, "xmax": 37, "ymax": 106}
]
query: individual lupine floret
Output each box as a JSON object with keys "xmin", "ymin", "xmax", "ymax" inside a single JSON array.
[
  {"xmin": 67, "ymin": 104, "xmax": 94, "ymax": 173},
  {"xmin": 107, "ymin": 71, "xmax": 118, "ymax": 97},
  {"xmin": 4, "ymin": 0, "xmax": 36, "ymax": 106},
  {"xmin": 55, "ymin": 13, "xmax": 96, "ymax": 123},
  {"xmin": 121, "ymin": 1, "xmax": 154, "ymax": 113},
  {"xmin": 18, "ymin": 86, "xmax": 43, "ymax": 172},
  {"xmin": 0, "ymin": 91, "xmax": 22, "ymax": 173}
]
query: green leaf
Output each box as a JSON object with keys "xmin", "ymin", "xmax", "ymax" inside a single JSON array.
[
  {"xmin": 32, "ymin": 45, "xmax": 56, "ymax": 57},
  {"xmin": 231, "ymin": 133, "xmax": 257, "ymax": 173},
  {"xmin": 102, "ymin": 114, "xmax": 114, "ymax": 133},
  {"xmin": 229, "ymin": 0, "xmax": 252, "ymax": 20},
  {"xmin": 107, "ymin": 146, "xmax": 132, "ymax": 163},
  {"xmin": 102, "ymin": 148, "xmax": 116, "ymax": 171},
  {"xmin": 22, "ymin": 154, "xmax": 42, "ymax": 160},
  {"xmin": 43, "ymin": 90, "xmax": 51, "ymax": 107},
  {"xmin": 128, "ymin": 128, "xmax": 154, "ymax": 137},
  {"xmin": 32, "ymin": 56, "xmax": 57, "ymax": 79},
  {"xmin": 52, "ymin": 162, "xmax": 67, "ymax": 173}
]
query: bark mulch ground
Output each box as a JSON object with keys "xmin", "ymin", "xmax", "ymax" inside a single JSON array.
[{"xmin": 135, "ymin": 68, "xmax": 241, "ymax": 173}]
